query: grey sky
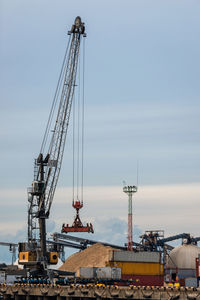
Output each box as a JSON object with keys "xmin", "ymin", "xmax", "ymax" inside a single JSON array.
[
  {"xmin": 0, "ymin": 1, "xmax": 200, "ymax": 262},
  {"xmin": 1, "ymin": 0, "xmax": 200, "ymax": 188}
]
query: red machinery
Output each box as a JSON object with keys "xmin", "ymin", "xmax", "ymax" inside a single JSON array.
[{"xmin": 62, "ymin": 200, "xmax": 94, "ymax": 233}]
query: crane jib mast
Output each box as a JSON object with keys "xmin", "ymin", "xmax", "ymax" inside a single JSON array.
[{"xmin": 19, "ymin": 17, "xmax": 89, "ymax": 272}]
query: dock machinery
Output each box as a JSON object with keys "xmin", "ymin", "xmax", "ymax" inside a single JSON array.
[
  {"xmin": 139, "ymin": 231, "xmax": 200, "ymax": 252},
  {"xmin": 18, "ymin": 17, "xmax": 92, "ymax": 274}
]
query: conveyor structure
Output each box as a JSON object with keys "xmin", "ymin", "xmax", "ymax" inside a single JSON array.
[{"xmin": 52, "ymin": 233, "xmax": 127, "ymax": 251}]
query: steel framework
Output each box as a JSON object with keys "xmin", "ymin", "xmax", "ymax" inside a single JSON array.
[
  {"xmin": 123, "ymin": 185, "xmax": 137, "ymax": 251},
  {"xmin": 27, "ymin": 16, "xmax": 86, "ymax": 266}
]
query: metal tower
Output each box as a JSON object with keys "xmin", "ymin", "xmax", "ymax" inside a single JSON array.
[{"xmin": 123, "ymin": 185, "xmax": 137, "ymax": 251}]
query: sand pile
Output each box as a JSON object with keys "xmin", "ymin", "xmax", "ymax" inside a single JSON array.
[{"xmin": 59, "ymin": 243, "xmax": 114, "ymax": 275}]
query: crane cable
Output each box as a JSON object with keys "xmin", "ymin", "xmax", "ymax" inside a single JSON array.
[
  {"xmin": 72, "ymin": 36, "xmax": 85, "ymax": 203},
  {"xmin": 72, "ymin": 46, "xmax": 79, "ymax": 204},
  {"xmin": 81, "ymin": 37, "xmax": 85, "ymax": 203},
  {"xmin": 40, "ymin": 35, "xmax": 72, "ymax": 154},
  {"xmin": 72, "ymin": 69, "xmax": 76, "ymax": 202},
  {"xmin": 76, "ymin": 52, "xmax": 81, "ymax": 201}
]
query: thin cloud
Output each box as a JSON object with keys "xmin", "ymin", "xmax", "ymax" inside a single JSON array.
[{"xmin": 1, "ymin": 183, "xmax": 200, "ymax": 237}]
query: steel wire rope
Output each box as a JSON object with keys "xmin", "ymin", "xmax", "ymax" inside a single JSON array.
[
  {"xmin": 41, "ymin": 37, "xmax": 71, "ymax": 154},
  {"xmin": 47, "ymin": 37, "xmax": 74, "ymax": 157},
  {"xmin": 47, "ymin": 33, "xmax": 76, "ymax": 159},
  {"xmin": 49, "ymin": 37, "xmax": 80, "ymax": 209},
  {"xmin": 46, "ymin": 34, "xmax": 81, "ymax": 214},
  {"xmin": 40, "ymin": 35, "xmax": 72, "ymax": 154},
  {"xmin": 72, "ymin": 64, "xmax": 76, "ymax": 203},
  {"xmin": 76, "ymin": 47, "xmax": 81, "ymax": 201},
  {"xmin": 38, "ymin": 35, "xmax": 74, "ymax": 213},
  {"xmin": 71, "ymin": 37, "xmax": 82, "ymax": 206},
  {"xmin": 72, "ymin": 36, "xmax": 85, "ymax": 205},
  {"xmin": 81, "ymin": 37, "xmax": 85, "ymax": 203}
]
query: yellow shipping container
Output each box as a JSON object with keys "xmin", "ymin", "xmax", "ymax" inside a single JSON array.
[{"xmin": 108, "ymin": 262, "xmax": 164, "ymax": 275}]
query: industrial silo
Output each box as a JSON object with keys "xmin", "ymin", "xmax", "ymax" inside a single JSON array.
[{"xmin": 166, "ymin": 244, "xmax": 200, "ymax": 285}]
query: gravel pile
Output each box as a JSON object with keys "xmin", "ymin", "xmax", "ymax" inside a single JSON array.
[{"xmin": 59, "ymin": 243, "xmax": 114, "ymax": 276}]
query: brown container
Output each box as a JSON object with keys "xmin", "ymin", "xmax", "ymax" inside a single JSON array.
[
  {"xmin": 122, "ymin": 274, "xmax": 164, "ymax": 286},
  {"xmin": 109, "ymin": 261, "xmax": 163, "ymax": 275}
]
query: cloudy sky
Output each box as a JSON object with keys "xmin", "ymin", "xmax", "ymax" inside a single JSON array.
[{"xmin": 0, "ymin": 0, "xmax": 200, "ymax": 263}]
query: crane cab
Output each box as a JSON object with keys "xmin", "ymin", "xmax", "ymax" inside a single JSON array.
[{"xmin": 31, "ymin": 181, "xmax": 45, "ymax": 195}]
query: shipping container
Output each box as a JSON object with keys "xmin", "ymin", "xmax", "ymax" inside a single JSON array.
[
  {"xmin": 122, "ymin": 274, "xmax": 164, "ymax": 286},
  {"xmin": 96, "ymin": 267, "xmax": 112, "ymax": 279},
  {"xmin": 166, "ymin": 268, "xmax": 196, "ymax": 279},
  {"xmin": 6, "ymin": 275, "xmax": 18, "ymax": 284},
  {"xmin": 178, "ymin": 269, "xmax": 196, "ymax": 279},
  {"xmin": 80, "ymin": 267, "xmax": 96, "ymax": 279},
  {"xmin": 185, "ymin": 277, "xmax": 198, "ymax": 288},
  {"xmin": 111, "ymin": 267, "xmax": 121, "ymax": 280},
  {"xmin": 79, "ymin": 267, "xmax": 121, "ymax": 280},
  {"xmin": 96, "ymin": 267, "xmax": 121, "ymax": 280},
  {"xmin": 110, "ymin": 250, "xmax": 161, "ymax": 263},
  {"xmin": 109, "ymin": 261, "xmax": 163, "ymax": 275}
]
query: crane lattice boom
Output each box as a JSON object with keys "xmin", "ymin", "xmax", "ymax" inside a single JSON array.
[
  {"xmin": 41, "ymin": 19, "xmax": 84, "ymax": 217},
  {"xmin": 26, "ymin": 17, "xmax": 85, "ymax": 267}
]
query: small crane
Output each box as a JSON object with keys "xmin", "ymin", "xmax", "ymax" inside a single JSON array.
[{"xmin": 18, "ymin": 17, "xmax": 93, "ymax": 275}]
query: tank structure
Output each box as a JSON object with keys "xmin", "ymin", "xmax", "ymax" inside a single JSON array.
[{"xmin": 166, "ymin": 243, "xmax": 200, "ymax": 286}]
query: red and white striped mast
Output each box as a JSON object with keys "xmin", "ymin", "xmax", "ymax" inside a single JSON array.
[{"xmin": 123, "ymin": 184, "xmax": 137, "ymax": 251}]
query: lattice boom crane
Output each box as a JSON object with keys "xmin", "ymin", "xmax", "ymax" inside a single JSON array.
[{"xmin": 18, "ymin": 17, "xmax": 86, "ymax": 273}]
